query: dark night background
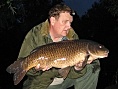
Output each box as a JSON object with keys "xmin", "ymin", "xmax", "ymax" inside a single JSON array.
[{"xmin": 0, "ymin": 0, "xmax": 118, "ymax": 89}]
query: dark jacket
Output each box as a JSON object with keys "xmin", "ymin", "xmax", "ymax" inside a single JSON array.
[{"xmin": 18, "ymin": 19, "xmax": 87, "ymax": 89}]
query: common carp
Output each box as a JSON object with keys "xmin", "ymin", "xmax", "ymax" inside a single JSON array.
[{"xmin": 6, "ymin": 39, "xmax": 109, "ymax": 85}]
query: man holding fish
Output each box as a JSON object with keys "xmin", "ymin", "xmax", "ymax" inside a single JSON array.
[{"xmin": 7, "ymin": 3, "xmax": 108, "ymax": 89}]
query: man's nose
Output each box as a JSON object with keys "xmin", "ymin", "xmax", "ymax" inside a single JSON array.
[{"xmin": 66, "ymin": 22, "xmax": 71, "ymax": 29}]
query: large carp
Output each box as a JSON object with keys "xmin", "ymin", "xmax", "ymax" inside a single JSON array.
[{"xmin": 6, "ymin": 39, "xmax": 109, "ymax": 85}]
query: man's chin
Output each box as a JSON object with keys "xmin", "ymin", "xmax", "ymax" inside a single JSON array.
[{"xmin": 62, "ymin": 33, "xmax": 68, "ymax": 37}]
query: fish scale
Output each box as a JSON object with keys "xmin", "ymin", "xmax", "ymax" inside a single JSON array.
[{"xmin": 6, "ymin": 39, "xmax": 109, "ymax": 85}]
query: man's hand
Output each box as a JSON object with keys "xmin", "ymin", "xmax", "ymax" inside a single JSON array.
[
  {"xmin": 74, "ymin": 61, "xmax": 84, "ymax": 71},
  {"xmin": 74, "ymin": 55, "xmax": 97, "ymax": 71},
  {"xmin": 35, "ymin": 64, "xmax": 51, "ymax": 71}
]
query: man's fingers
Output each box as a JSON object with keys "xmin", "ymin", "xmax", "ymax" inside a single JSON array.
[
  {"xmin": 35, "ymin": 64, "xmax": 40, "ymax": 70},
  {"xmin": 35, "ymin": 64, "xmax": 52, "ymax": 71}
]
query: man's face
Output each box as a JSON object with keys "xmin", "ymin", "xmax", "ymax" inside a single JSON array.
[{"xmin": 51, "ymin": 12, "xmax": 73, "ymax": 37}]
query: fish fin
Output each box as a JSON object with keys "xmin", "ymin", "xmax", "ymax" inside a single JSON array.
[
  {"xmin": 58, "ymin": 66, "xmax": 71, "ymax": 79},
  {"xmin": 6, "ymin": 59, "xmax": 23, "ymax": 73},
  {"xmin": 14, "ymin": 69, "xmax": 27, "ymax": 85},
  {"xmin": 6, "ymin": 58, "xmax": 27, "ymax": 85},
  {"xmin": 82, "ymin": 54, "xmax": 90, "ymax": 67}
]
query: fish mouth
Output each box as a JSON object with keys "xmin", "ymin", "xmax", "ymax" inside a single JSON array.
[
  {"xmin": 90, "ymin": 53, "xmax": 108, "ymax": 59},
  {"xmin": 104, "ymin": 53, "xmax": 109, "ymax": 57},
  {"xmin": 98, "ymin": 54, "xmax": 108, "ymax": 58}
]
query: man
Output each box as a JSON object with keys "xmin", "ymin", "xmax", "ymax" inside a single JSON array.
[{"xmin": 18, "ymin": 3, "xmax": 100, "ymax": 89}]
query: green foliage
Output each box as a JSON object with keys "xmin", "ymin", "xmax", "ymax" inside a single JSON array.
[
  {"xmin": 0, "ymin": 0, "xmax": 64, "ymax": 32},
  {"xmin": 0, "ymin": 0, "xmax": 16, "ymax": 32},
  {"xmin": 100, "ymin": 0, "xmax": 118, "ymax": 16},
  {"xmin": 78, "ymin": 1, "xmax": 117, "ymax": 39}
]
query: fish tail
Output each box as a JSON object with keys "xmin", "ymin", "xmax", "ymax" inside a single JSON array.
[
  {"xmin": 13, "ymin": 68, "xmax": 27, "ymax": 85},
  {"xmin": 6, "ymin": 58, "xmax": 27, "ymax": 85},
  {"xmin": 6, "ymin": 59, "xmax": 22, "ymax": 73}
]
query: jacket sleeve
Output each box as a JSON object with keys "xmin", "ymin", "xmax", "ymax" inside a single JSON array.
[
  {"xmin": 67, "ymin": 66, "xmax": 87, "ymax": 78},
  {"xmin": 91, "ymin": 59, "xmax": 100, "ymax": 73},
  {"xmin": 23, "ymin": 68, "xmax": 59, "ymax": 89},
  {"xmin": 18, "ymin": 25, "xmax": 59, "ymax": 89},
  {"xmin": 18, "ymin": 28, "xmax": 42, "ymax": 76}
]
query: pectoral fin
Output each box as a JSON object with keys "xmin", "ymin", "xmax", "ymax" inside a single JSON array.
[
  {"xmin": 81, "ymin": 54, "xmax": 90, "ymax": 67},
  {"xmin": 58, "ymin": 66, "xmax": 71, "ymax": 79}
]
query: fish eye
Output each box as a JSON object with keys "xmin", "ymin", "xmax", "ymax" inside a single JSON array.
[{"xmin": 99, "ymin": 45, "xmax": 102, "ymax": 48}]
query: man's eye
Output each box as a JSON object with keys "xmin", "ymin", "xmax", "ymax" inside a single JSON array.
[{"xmin": 62, "ymin": 21, "xmax": 67, "ymax": 24}]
